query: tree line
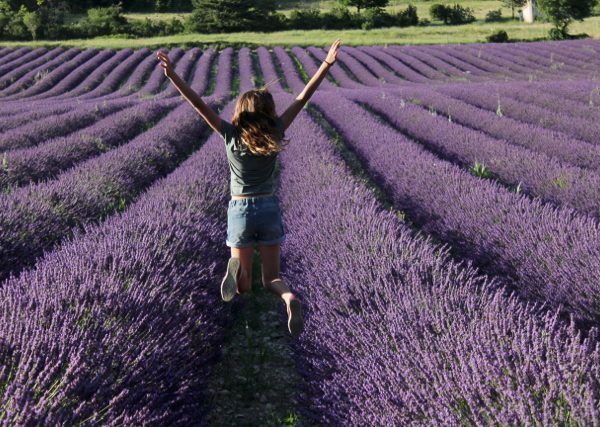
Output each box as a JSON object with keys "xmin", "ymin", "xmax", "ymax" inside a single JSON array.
[
  {"xmin": 0, "ymin": 0, "xmax": 596, "ymax": 41},
  {"xmin": 0, "ymin": 0, "xmax": 420, "ymax": 40},
  {"xmin": 2, "ymin": 0, "xmax": 194, "ymax": 13}
]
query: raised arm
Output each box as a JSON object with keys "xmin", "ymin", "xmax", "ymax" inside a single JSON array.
[
  {"xmin": 156, "ymin": 50, "xmax": 221, "ymax": 134},
  {"xmin": 279, "ymin": 39, "xmax": 340, "ymax": 131}
]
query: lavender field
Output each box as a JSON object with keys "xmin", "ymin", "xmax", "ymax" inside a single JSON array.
[{"xmin": 0, "ymin": 39, "xmax": 599, "ymax": 425}]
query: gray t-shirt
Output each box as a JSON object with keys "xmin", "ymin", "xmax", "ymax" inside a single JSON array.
[{"xmin": 219, "ymin": 116, "xmax": 285, "ymax": 196}]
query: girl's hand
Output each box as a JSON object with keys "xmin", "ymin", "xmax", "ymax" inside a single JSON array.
[
  {"xmin": 325, "ymin": 39, "xmax": 340, "ymax": 65},
  {"xmin": 156, "ymin": 50, "xmax": 174, "ymax": 78}
]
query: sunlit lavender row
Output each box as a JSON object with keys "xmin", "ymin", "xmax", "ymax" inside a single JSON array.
[
  {"xmin": 0, "ymin": 101, "xmax": 237, "ymax": 425},
  {"xmin": 0, "ymin": 39, "xmax": 599, "ymax": 424},
  {"xmin": 311, "ymin": 92, "xmax": 600, "ymax": 328},
  {"xmin": 275, "ymin": 92, "xmax": 599, "ymax": 425}
]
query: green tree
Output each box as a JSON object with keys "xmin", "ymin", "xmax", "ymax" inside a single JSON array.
[
  {"xmin": 4, "ymin": 0, "xmax": 37, "ymax": 10},
  {"xmin": 23, "ymin": 7, "xmax": 42, "ymax": 39},
  {"xmin": 0, "ymin": 1, "xmax": 13, "ymax": 35},
  {"xmin": 5, "ymin": 4, "xmax": 29, "ymax": 39},
  {"xmin": 60, "ymin": 0, "xmax": 114, "ymax": 13},
  {"xmin": 338, "ymin": 0, "xmax": 388, "ymax": 14},
  {"xmin": 155, "ymin": 0, "xmax": 171, "ymax": 12},
  {"xmin": 537, "ymin": 0, "xmax": 597, "ymax": 37},
  {"xmin": 501, "ymin": 0, "xmax": 526, "ymax": 19},
  {"xmin": 186, "ymin": 0, "xmax": 282, "ymax": 33},
  {"xmin": 187, "ymin": 0, "xmax": 252, "ymax": 32},
  {"xmin": 429, "ymin": 3, "xmax": 475, "ymax": 24},
  {"xmin": 396, "ymin": 4, "xmax": 418, "ymax": 26},
  {"xmin": 429, "ymin": 3, "xmax": 449, "ymax": 22},
  {"xmin": 86, "ymin": 3, "xmax": 128, "ymax": 34},
  {"xmin": 34, "ymin": 0, "xmax": 68, "ymax": 39}
]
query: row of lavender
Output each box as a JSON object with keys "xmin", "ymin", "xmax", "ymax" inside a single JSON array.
[
  {"xmin": 274, "ymin": 92, "xmax": 599, "ymax": 425},
  {"xmin": 280, "ymin": 43, "xmax": 600, "ymax": 139},
  {"xmin": 0, "ymin": 49, "xmax": 224, "ymax": 281},
  {"xmin": 278, "ymin": 41, "xmax": 600, "ymax": 221},
  {"xmin": 4, "ymin": 45, "xmax": 599, "ymax": 166},
  {"xmin": 270, "ymin": 44, "xmax": 600, "ymax": 325},
  {"xmin": 0, "ymin": 48, "xmax": 195, "ymax": 150},
  {"xmin": 2, "ymin": 42, "xmax": 599, "ymax": 156},
  {"xmin": 285, "ymin": 42, "xmax": 600, "ymax": 162},
  {"xmin": 0, "ymin": 45, "xmax": 242, "ymax": 293},
  {"xmin": 383, "ymin": 85, "xmax": 600, "ymax": 175},
  {"xmin": 0, "ymin": 30, "xmax": 296, "ymax": 426},
  {"xmin": 0, "ymin": 46, "xmax": 229, "ymax": 177},
  {"xmin": 0, "ymin": 101, "xmax": 236, "ymax": 424},
  {"xmin": 3, "ymin": 39, "xmax": 600, "ymax": 107},
  {"xmin": 0, "ymin": 45, "xmax": 222, "ymax": 137},
  {"xmin": 2, "ymin": 39, "xmax": 596, "ymax": 320},
  {"xmin": 350, "ymin": 88, "xmax": 600, "ymax": 218},
  {"xmin": 0, "ymin": 47, "xmax": 241, "ymax": 421},
  {"xmin": 0, "ymin": 46, "xmax": 235, "ymax": 283},
  {"xmin": 220, "ymin": 41, "xmax": 598, "ymax": 424},
  {"xmin": 0, "ymin": 47, "xmax": 213, "ymax": 126},
  {"xmin": 310, "ymin": 92, "xmax": 600, "ymax": 329},
  {"xmin": 294, "ymin": 45, "xmax": 600, "ymax": 146}
]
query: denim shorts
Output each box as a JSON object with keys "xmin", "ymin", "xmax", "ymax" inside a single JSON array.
[{"xmin": 226, "ymin": 195, "xmax": 285, "ymax": 248}]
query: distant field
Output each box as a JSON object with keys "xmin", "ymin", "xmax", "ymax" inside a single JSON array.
[
  {"xmin": 2, "ymin": 18, "xmax": 600, "ymax": 49},
  {"xmin": 1, "ymin": 0, "xmax": 600, "ymax": 48},
  {"xmin": 121, "ymin": 0, "xmax": 600, "ymax": 20},
  {"xmin": 271, "ymin": 0, "xmax": 514, "ymax": 19},
  {"xmin": 123, "ymin": 12, "xmax": 190, "ymax": 21},
  {"xmin": 123, "ymin": 0, "xmax": 514, "ymax": 20}
]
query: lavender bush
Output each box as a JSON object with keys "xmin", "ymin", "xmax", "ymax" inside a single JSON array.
[
  {"xmin": 438, "ymin": 84, "xmax": 600, "ymax": 145},
  {"xmin": 0, "ymin": 97, "xmax": 221, "ymax": 282},
  {"xmin": 272, "ymin": 93, "xmax": 600, "ymax": 426},
  {"xmin": 310, "ymin": 92, "xmax": 600, "ymax": 328},
  {"xmin": 0, "ymin": 48, "xmax": 80, "ymax": 98},
  {"xmin": 384, "ymin": 85, "xmax": 600, "ymax": 174},
  {"xmin": 2, "ymin": 49, "xmax": 101, "ymax": 101},
  {"xmin": 0, "ymin": 100, "xmax": 134, "ymax": 152},
  {"xmin": 347, "ymin": 89, "xmax": 600, "ymax": 218},
  {"xmin": 0, "ymin": 100, "xmax": 176, "ymax": 189},
  {"xmin": 0, "ymin": 48, "xmax": 49, "ymax": 80},
  {"xmin": 0, "ymin": 101, "xmax": 237, "ymax": 425}
]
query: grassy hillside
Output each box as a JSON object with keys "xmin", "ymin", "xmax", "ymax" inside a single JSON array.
[
  {"xmin": 122, "ymin": 0, "xmax": 515, "ymax": 20},
  {"xmin": 277, "ymin": 0, "xmax": 513, "ymax": 18},
  {"xmin": 1, "ymin": 0, "xmax": 599, "ymax": 48},
  {"xmin": 0, "ymin": 20, "xmax": 596, "ymax": 49},
  {"xmin": 121, "ymin": 0, "xmax": 600, "ymax": 20}
]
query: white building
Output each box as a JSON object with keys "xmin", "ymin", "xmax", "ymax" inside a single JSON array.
[{"xmin": 522, "ymin": 0, "xmax": 541, "ymax": 23}]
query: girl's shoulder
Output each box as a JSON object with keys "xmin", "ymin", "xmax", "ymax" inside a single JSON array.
[{"xmin": 219, "ymin": 119, "xmax": 250, "ymax": 155}]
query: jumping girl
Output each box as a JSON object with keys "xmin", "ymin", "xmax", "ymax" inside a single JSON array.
[{"xmin": 156, "ymin": 39, "xmax": 340, "ymax": 337}]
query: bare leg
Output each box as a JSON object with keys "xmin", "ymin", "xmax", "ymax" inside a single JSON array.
[
  {"xmin": 231, "ymin": 246, "xmax": 254, "ymax": 294},
  {"xmin": 259, "ymin": 243, "xmax": 303, "ymax": 336},
  {"xmin": 258, "ymin": 243, "xmax": 295, "ymax": 304}
]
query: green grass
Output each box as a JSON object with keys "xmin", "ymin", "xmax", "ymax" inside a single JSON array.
[
  {"xmin": 2, "ymin": 0, "xmax": 600, "ymax": 48},
  {"xmin": 470, "ymin": 161, "xmax": 494, "ymax": 179},
  {"xmin": 122, "ymin": 1, "xmax": 542, "ymax": 20},
  {"xmin": 123, "ymin": 12, "xmax": 189, "ymax": 21},
  {"xmin": 0, "ymin": 20, "xmax": 591, "ymax": 49},
  {"xmin": 277, "ymin": 0, "xmax": 517, "ymax": 19}
]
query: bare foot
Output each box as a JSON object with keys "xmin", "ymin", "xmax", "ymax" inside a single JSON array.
[
  {"xmin": 281, "ymin": 291, "xmax": 295, "ymax": 306},
  {"xmin": 285, "ymin": 294, "xmax": 304, "ymax": 337}
]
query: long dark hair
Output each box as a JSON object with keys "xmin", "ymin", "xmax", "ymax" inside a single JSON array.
[{"xmin": 231, "ymin": 87, "xmax": 288, "ymax": 156}]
